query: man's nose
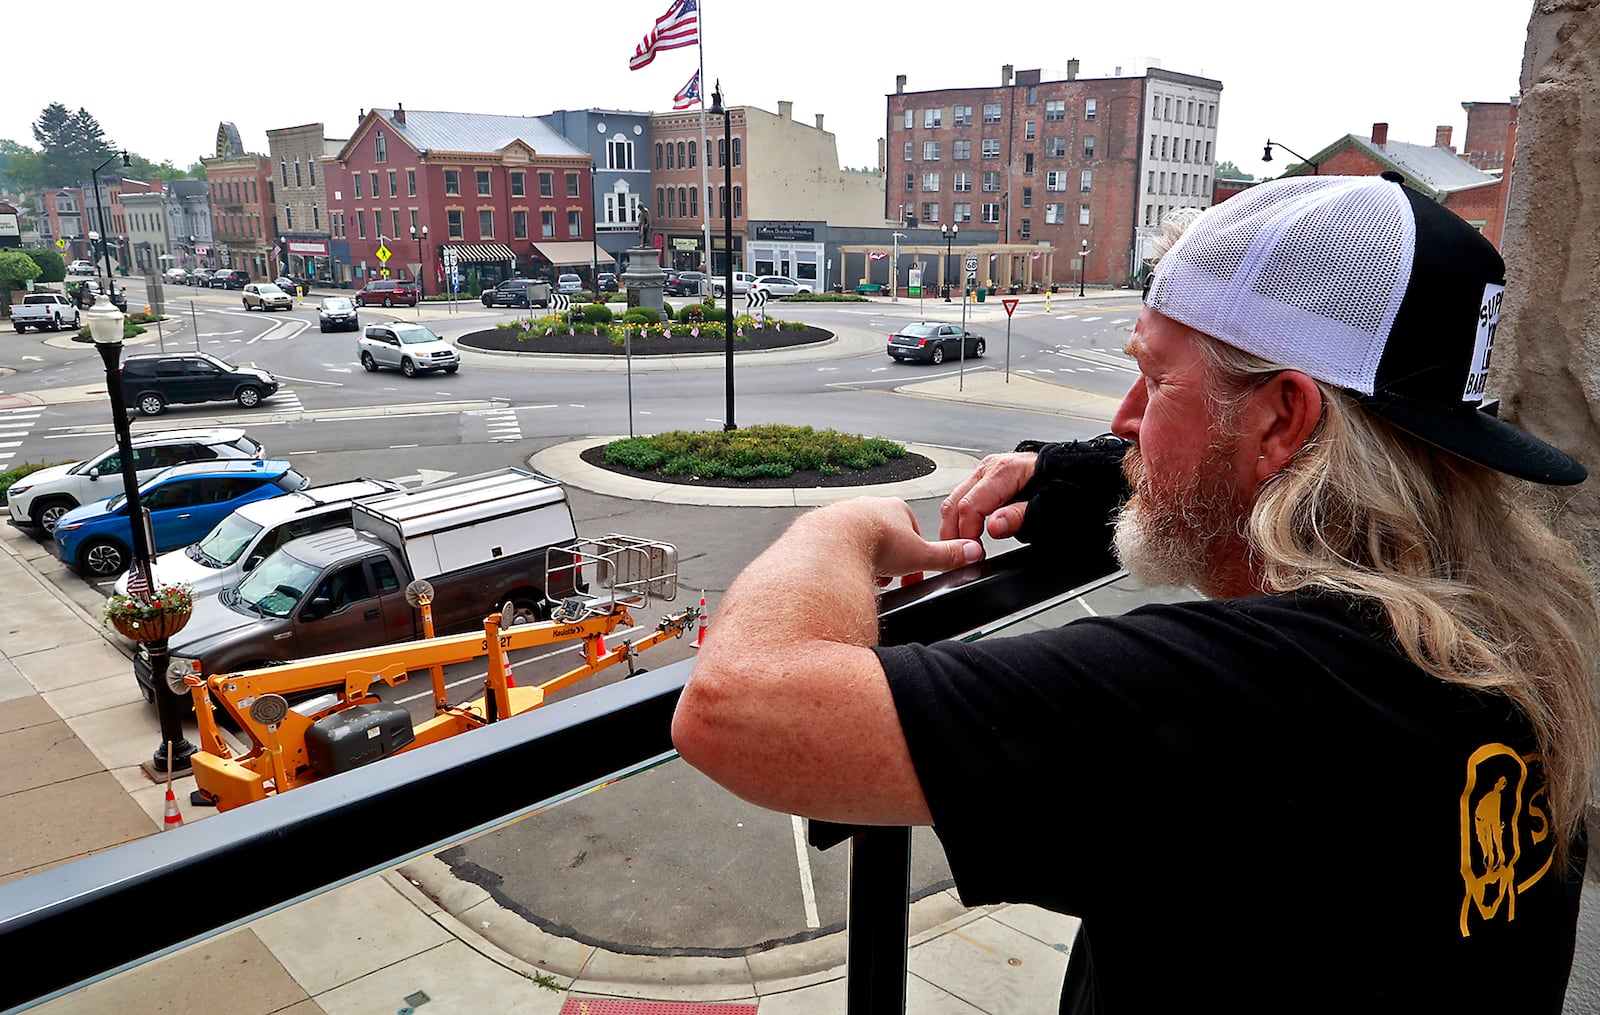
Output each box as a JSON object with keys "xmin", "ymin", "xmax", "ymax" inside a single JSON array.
[{"xmin": 1111, "ymin": 377, "xmax": 1145, "ymax": 442}]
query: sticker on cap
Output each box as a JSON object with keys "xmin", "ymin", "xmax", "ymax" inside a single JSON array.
[{"xmin": 1463, "ymin": 283, "xmax": 1503, "ymax": 402}]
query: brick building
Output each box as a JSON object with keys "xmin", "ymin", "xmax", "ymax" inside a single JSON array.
[
  {"xmin": 268, "ymin": 123, "xmax": 343, "ymax": 283},
  {"xmin": 202, "ymin": 123, "xmax": 276, "ymax": 277},
  {"xmin": 1460, "ymin": 99, "xmax": 1517, "ymax": 173},
  {"xmin": 38, "ymin": 188, "xmax": 88, "ymax": 260},
  {"xmin": 326, "ymin": 106, "xmax": 593, "ymax": 292},
  {"xmin": 886, "ymin": 61, "xmax": 1222, "ymax": 287}
]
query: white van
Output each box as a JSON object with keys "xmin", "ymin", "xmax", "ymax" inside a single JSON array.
[{"xmin": 114, "ymin": 477, "xmax": 401, "ymax": 599}]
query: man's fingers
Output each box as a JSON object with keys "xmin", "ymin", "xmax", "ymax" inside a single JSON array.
[{"xmin": 986, "ymin": 502, "xmax": 1030, "ymax": 540}]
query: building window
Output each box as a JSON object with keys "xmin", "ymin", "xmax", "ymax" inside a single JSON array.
[
  {"xmin": 446, "ymin": 209, "xmax": 463, "ymax": 239},
  {"xmin": 655, "ymin": 142, "xmax": 664, "ymax": 170},
  {"xmin": 1081, "ymin": 170, "xmax": 1093, "ymax": 192},
  {"xmin": 1164, "ymin": 97, "xmax": 1172, "ymax": 120},
  {"xmin": 953, "ymin": 172, "xmax": 972, "ymax": 192},
  {"xmin": 568, "ymin": 209, "xmax": 581, "ymax": 237},
  {"xmin": 689, "ymin": 187, "xmax": 698, "ymax": 216},
  {"xmin": 375, "ymin": 131, "xmax": 387, "ymax": 162},
  {"xmin": 1205, "ymin": 140, "xmax": 1213, "ymax": 163},
  {"xmin": 513, "ymin": 209, "xmax": 528, "ymax": 239},
  {"xmin": 983, "ymin": 171, "xmax": 1001, "ymax": 192},
  {"xmin": 1084, "ymin": 135, "xmax": 1095, "ymax": 158},
  {"xmin": 566, "ymin": 172, "xmax": 580, "ymax": 198},
  {"xmin": 921, "ymin": 201, "xmax": 939, "ymax": 223},
  {"xmin": 473, "ymin": 170, "xmax": 489, "ymax": 197},
  {"xmin": 717, "ymin": 137, "xmax": 727, "ymax": 166},
  {"xmin": 1046, "ymin": 171, "xmax": 1066, "ymax": 191},
  {"xmin": 370, "ymin": 172, "xmax": 380, "ymax": 197},
  {"xmin": 922, "ymin": 172, "xmax": 940, "ymax": 192},
  {"xmin": 294, "ymin": 160, "xmax": 302, "ymax": 187},
  {"xmin": 313, "ymin": 206, "xmax": 320, "ymax": 229},
  {"xmin": 510, "ymin": 171, "xmax": 524, "ymax": 198},
  {"xmin": 923, "ymin": 140, "xmax": 941, "ymax": 160},
  {"xmin": 1045, "ymin": 137, "xmax": 1066, "ymax": 157},
  {"xmin": 982, "ymin": 139, "xmax": 1000, "ymax": 158},
  {"xmin": 541, "ymin": 209, "xmax": 555, "ymax": 238},
  {"xmin": 903, "ymin": 108, "xmax": 914, "ymax": 129},
  {"xmin": 407, "ymin": 169, "xmax": 417, "ymax": 197},
  {"xmin": 280, "ymin": 160, "xmax": 288, "ymax": 186},
  {"xmin": 1045, "ymin": 202, "xmax": 1064, "ymax": 224},
  {"xmin": 285, "ymin": 207, "xmax": 293, "ymax": 229},
  {"xmin": 410, "ymin": 209, "xmax": 419, "ymax": 232},
  {"xmin": 688, "ymin": 140, "xmax": 697, "ymax": 167},
  {"xmin": 1024, "ymin": 152, "xmax": 1034, "ymax": 173},
  {"xmin": 1187, "ymin": 100, "xmax": 1195, "ymax": 124},
  {"xmin": 904, "ymin": 141, "xmax": 913, "ymax": 161},
  {"xmin": 733, "ymin": 185, "xmax": 742, "ymax": 218},
  {"xmin": 388, "ymin": 170, "xmax": 398, "ymax": 197},
  {"xmin": 443, "ymin": 170, "xmax": 459, "ymax": 196},
  {"xmin": 953, "ymin": 202, "xmax": 971, "ymax": 223},
  {"xmin": 539, "ymin": 172, "xmax": 553, "ymax": 198},
  {"xmin": 1085, "ymin": 98, "xmax": 1097, "ymax": 121},
  {"xmin": 923, "ymin": 108, "xmax": 942, "ymax": 129},
  {"xmin": 476, "ymin": 209, "xmax": 492, "ymax": 238},
  {"xmin": 949, "ymin": 140, "xmax": 969, "ymax": 160},
  {"xmin": 357, "ymin": 212, "xmax": 366, "ymax": 239},
  {"xmin": 905, "ymin": 172, "xmax": 914, "ymax": 192},
  {"xmin": 352, "ymin": 173, "xmax": 362, "ymax": 198},
  {"xmin": 1027, "ymin": 85, "xmax": 1037, "ymax": 105},
  {"xmin": 667, "ymin": 188, "xmax": 676, "ymax": 217},
  {"xmin": 1025, "ymin": 120, "xmax": 1036, "ymax": 141},
  {"xmin": 732, "ymin": 137, "xmax": 742, "ymax": 166},
  {"xmin": 1080, "ymin": 203, "xmax": 1091, "ymax": 226},
  {"xmin": 982, "ymin": 203, "xmax": 1000, "ymax": 223},
  {"xmin": 954, "ymin": 105, "xmax": 972, "ymax": 126},
  {"xmin": 1161, "ymin": 137, "xmax": 1169, "ymax": 160},
  {"xmin": 677, "ymin": 186, "xmax": 688, "ymax": 216},
  {"xmin": 607, "ymin": 138, "xmax": 635, "ymax": 170},
  {"xmin": 308, "ymin": 161, "xmax": 315, "ymax": 186},
  {"xmin": 373, "ymin": 211, "xmax": 382, "ymax": 239},
  {"xmin": 1019, "ymin": 218, "xmax": 1031, "ymax": 239},
  {"xmin": 981, "ymin": 103, "xmax": 1003, "ymax": 125},
  {"xmin": 1148, "ymin": 170, "xmax": 1155, "ymax": 192},
  {"xmin": 1184, "ymin": 139, "xmax": 1192, "ymax": 162},
  {"xmin": 718, "ymin": 185, "xmax": 727, "ymax": 217},
  {"xmin": 1045, "ymin": 99, "xmax": 1065, "ymax": 121},
  {"xmin": 1021, "ymin": 186, "xmax": 1032, "ymax": 207}
]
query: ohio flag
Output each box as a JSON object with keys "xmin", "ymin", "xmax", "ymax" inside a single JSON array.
[
  {"xmin": 673, "ymin": 70, "xmax": 702, "ymax": 110},
  {"xmin": 629, "ymin": 0, "xmax": 699, "ymax": 70}
]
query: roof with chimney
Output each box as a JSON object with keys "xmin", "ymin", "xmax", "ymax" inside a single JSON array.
[
  {"xmin": 366, "ymin": 107, "xmax": 584, "ymax": 158},
  {"xmin": 1293, "ymin": 124, "xmax": 1500, "ymax": 201}
]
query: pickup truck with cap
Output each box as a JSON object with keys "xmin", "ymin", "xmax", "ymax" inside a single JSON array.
[
  {"xmin": 9, "ymin": 293, "xmax": 80, "ymax": 332},
  {"xmin": 134, "ymin": 469, "xmax": 583, "ymax": 701}
]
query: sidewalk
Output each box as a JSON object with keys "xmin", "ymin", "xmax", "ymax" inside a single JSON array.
[{"xmin": 0, "ymin": 408, "xmax": 1087, "ymax": 1015}]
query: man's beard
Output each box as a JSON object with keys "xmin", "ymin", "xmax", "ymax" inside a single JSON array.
[{"xmin": 1113, "ymin": 441, "xmax": 1249, "ymax": 595}]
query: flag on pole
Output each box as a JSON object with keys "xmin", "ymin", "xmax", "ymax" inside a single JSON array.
[
  {"xmin": 673, "ymin": 70, "xmax": 702, "ymax": 110},
  {"xmin": 125, "ymin": 560, "xmax": 150, "ymax": 602},
  {"xmin": 629, "ymin": 0, "xmax": 699, "ymax": 70},
  {"xmin": 869, "ymin": 251, "xmax": 888, "ymax": 261}
]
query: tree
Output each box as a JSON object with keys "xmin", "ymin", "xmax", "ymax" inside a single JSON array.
[
  {"xmin": 20, "ymin": 248, "xmax": 65, "ymax": 284},
  {"xmin": 30, "ymin": 102, "xmax": 117, "ymax": 186},
  {"xmin": 0, "ymin": 249, "xmax": 43, "ymax": 319},
  {"xmin": 1215, "ymin": 160, "xmax": 1254, "ymax": 181},
  {"xmin": 126, "ymin": 152, "xmax": 186, "ymax": 182},
  {"xmin": 185, "ymin": 162, "xmax": 207, "ymax": 180}
]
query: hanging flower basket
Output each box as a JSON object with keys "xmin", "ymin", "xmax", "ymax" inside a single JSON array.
[{"xmin": 105, "ymin": 583, "xmax": 195, "ymax": 643}]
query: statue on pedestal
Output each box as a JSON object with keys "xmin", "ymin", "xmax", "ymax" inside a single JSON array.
[{"xmin": 637, "ymin": 207, "xmax": 650, "ymax": 248}]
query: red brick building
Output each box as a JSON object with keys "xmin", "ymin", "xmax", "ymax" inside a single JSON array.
[
  {"xmin": 202, "ymin": 123, "xmax": 276, "ymax": 277},
  {"xmin": 326, "ymin": 106, "xmax": 594, "ymax": 291},
  {"xmin": 886, "ymin": 61, "xmax": 1222, "ymax": 286}
]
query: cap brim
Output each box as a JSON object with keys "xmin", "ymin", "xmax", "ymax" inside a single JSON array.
[{"xmin": 1357, "ymin": 395, "xmax": 1587, "ymax": 486}]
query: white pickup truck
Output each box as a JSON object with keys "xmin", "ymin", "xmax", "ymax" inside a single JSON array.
[{"xmin": 10, "ymin": 293, "xmax": 81, "ymax": 333}]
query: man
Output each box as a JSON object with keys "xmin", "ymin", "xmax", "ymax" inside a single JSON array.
[{"xmin": 673, "ymin": 176, "xmax": 1599, "ymax": 1011}]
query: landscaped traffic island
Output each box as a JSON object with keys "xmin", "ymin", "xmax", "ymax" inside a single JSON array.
[
  {"xmin": 579, "ymin": 425, "xmax": 936, "ymax": 489},
  {"xmin": 456, "ymin": 302, "xmax": 832, "ymax": 356}
]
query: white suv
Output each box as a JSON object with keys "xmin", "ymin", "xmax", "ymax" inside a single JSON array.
[
  {"xmin": 112, "ymin": 477, "xmax": 402, "ymax": 599},
  {"xmin": 7, "ymin": 428, "xmax": 264, "ymax": 533},
  {"xmin": 357, "ymin": 323, "xmax": 460, "ymax": 377}
]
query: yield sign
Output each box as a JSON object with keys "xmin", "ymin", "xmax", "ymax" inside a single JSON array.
[
  {"xmin": 1002, "ymin": 298, "xmax": 1020, "ymax": 317},
  {"xmin": 375, "ymin": 243, "xmax": 392, "ymax": 263}
]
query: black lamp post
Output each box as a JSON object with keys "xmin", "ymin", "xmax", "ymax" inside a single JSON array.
[
  {"xmin": 84, "ymin": 293, "xmax": 198, "ymax": 777},
  {"xmin": 710, "ymin": 80, "xmax": 736, "ymax": 432},
  {"xmin": 410, "ymin": 224, "xmax": 428, "ymax": 300},
  {"xmin": 941, "ymin": 223, "xmax": 957, "ymax": 302},
  {"xmin": 1078, "ymin": 239, "xmax": 1089, "ymax": 297},
  {"xmin": 1262, "ymin": 139, "xmax": 1319, "ymax": 175},
  {"xmin": 91, "ymin": 150, "xmax": 130, "ymax": 294}
]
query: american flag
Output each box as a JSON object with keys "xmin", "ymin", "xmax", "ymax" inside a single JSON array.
[
  {"xmin": 869, "ymin": 251, "xmax": 888, "ymax": 261},
  {"xmin": 629, "ymin": 0, "xmax": 699, "ymax": 71},
  {"xmin": 673, "ymin": 70, "xmax": 702, "ymax": 110},
  {"xmin": 125, "ymin": 560, "xmax": 151, "ymax": 602}
]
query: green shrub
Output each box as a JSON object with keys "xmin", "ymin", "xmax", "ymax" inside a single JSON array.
[
  {"xmin": 601, "ymin": 425, "xmax": 905, "ymax": 482},
  {"xmin": 21, "ymin": 248, "xmax": 66, "ymax": 284},
  {"xmin": 677, "ymin": 304, "xmax": 727, "ymax": 324},
  {"xmin": 0, "ymin": 460, "xmax": 67, "ymax": 504},
  {"xmin": 581, "ymin": 302, "xmax": 614, "ymax": 324},
  {"xmin": 621, "ymin": 307, "xmax": 661, "ymax": 325}
]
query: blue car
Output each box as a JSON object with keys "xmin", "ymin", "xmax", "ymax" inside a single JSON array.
[{"xmin": 53, "ymin": 459, "xmax": 311, "ymax": 578}]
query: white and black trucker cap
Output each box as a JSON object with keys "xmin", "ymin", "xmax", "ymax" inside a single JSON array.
[{"xmin": 1145, "ymin": 174, "xmax": 1585, "ymax": 485}]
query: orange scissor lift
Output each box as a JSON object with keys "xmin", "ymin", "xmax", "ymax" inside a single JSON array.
[{"xmin": 187, "ymin": 535, "xmax": 694, "ymax": 811}]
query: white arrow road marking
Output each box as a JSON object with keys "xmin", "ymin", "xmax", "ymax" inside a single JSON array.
[{"xmin": 21, "ymin": 355, "xmax": 42, "ymax": 362}]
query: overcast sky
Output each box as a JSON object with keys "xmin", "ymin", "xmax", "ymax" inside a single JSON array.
[{"xmin": 7, "ymin": 1, "xmax": 1534, "ymax": 181}]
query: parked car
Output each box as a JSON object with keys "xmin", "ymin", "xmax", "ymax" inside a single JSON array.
[
  {"xmin": 112, "ymin": 476, "xmax": 403, "ymax": 600},
  {"xmin": 886, "ymin": 322, "xmax": 986, "ymax": 364},
  {"xmin": 274, "ymin": 275, "xmax": 312, "ymax": 295},
  {"xmin": 480, "ymin": 278, "xmax": 552, "ymax": 309},
  {"xmin": 73, "ymin": 279, "xmax": 128, "ymax": 313},
  {"xmin": 358, "ymin": 322, "xmax": 459, "ymax": 376},
  {"xmin": 67, "ymin": 259, "xmax": 97, "ymax": 276},
  {"xmin": 664, "ymin": 271, "xmax": 708, "ymax": 297},
  {"xmin": 187, "ymin": 269, "xmax": 214, "ymax": 287},
  {"xmin": 711, "ymin": 271, "xmax": 758, "ymax": 298},
  {"xmin": 121, "ymin": 351, "xmax": 280, "ymax": 415},
  {"xmin": 595, "ymin": 272, "xmax": 620, "ymax": 293},
  {"xmin": 53, "ymin": 458, "xmax": 311, "ymax": 578},
  {"xmin": 750, "ymin": 276, "xmax": 813, "ymax": 298},
  {"xmin": 6, "ymin": 427, "xmax": 264, "ymax": 533},
  {"xmin": 210, "ymin": 269, "xmax": 251, "ymax": 289},
  {"xmin": 9, "ymin": 293, "xmax": 79, "ymax": 333},
  {"xmin": 556, "ymin": 274, "xmax": 584, "ymax": 295},
  {"xmin": 242, "ymin": 283, "xmax": 294, "ymax": 312},
  {"xmin": 318, "ymin": 297, "xmax": 359, "ymax": 333},
  {"xmin": 354, "ymin": 279, "xmax": 420, "ymax": 307},
  {"xmin": 162, "ymin": 267, "xmax": 189, "ymax": 286}
]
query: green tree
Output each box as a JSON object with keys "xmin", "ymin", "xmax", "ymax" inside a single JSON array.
[
  {"xmin": 1215, "ymin": 160, "xmax": 1254, "ymax": 181},
  {"xmin": 0, "ymin": 249, "xmax": 44, "ymax": 318},
  {"xmin": 31, "ymin": 102, "xmax": 118, "ymax": 186},
  {"xmin": 185, "ymin": 162, "xmax": 207, "ymax": 180},
  {"xmin": 126, "ymin": 152, "xmax": 185, "ymax": 182},
  {"xmin": 21, "ymin": 248, "xmax": 65, "ymax": 284}
]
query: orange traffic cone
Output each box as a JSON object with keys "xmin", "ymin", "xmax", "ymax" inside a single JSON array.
[
  {"xmin": 695, "ymin": 591, "xmax": 709, "ymax": 648},
  {"xmin": 162, "ymin": 743, "xmax": 183, "ymax": 830}
]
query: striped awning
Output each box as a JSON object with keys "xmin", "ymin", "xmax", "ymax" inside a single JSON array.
[{"xmin": 447, "ymin": 242, "xmax": 518, "ymax": 263}]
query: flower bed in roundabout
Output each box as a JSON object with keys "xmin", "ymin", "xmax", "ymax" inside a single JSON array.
[{"xmin": 456, "ymin": 306, "xmax": 831, "ymax": 357}]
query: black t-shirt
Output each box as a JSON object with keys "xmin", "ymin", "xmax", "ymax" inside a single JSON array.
[{"xmin": 875, "ymin": 590, "xmax": 1584, "ymax": 1013}]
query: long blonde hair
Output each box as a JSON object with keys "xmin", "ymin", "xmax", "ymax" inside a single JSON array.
[{"xmin": 1200, "ymin": 338, "xmax": 1600, "ymax": 866}]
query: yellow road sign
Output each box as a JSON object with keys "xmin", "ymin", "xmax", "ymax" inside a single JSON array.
[
  {"xmin": 375, "ymin": 244, "xmax": 392, "ymax": 263},
  {"xmin": 380, "ymin": 268, "xmax": 390, "ymax": 278},
  {"xmin": 55, "ymin": 238, "xmax": 66, "ymax": 249}
]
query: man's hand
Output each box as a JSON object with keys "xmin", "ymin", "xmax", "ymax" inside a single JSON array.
[
  {"xmin": 939, "ymin": 452, "xmax": 1039, "ymax": 542},
  {"xmin": 837, "ymin": 498, "xmax": 984, "ymax": 586}
]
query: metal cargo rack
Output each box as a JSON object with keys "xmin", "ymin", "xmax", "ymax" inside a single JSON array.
[{"xmin": 545, "ymin": 534, "xmax": 679, "ymax": 621}]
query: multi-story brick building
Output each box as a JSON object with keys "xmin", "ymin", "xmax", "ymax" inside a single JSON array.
[
  {"xmin": 202, "ymin": 123, "xmax": 276, "ymax": 278},
  {"xmin": 38, "ymin": 188, "xmax": 88, "ymax": 260},
  {"xmin": 1460, "ymin": 99, "xmax": 1516, "ymax": 173},
  {"xmin": 268, "ymin": 123, "xmax": 342, "ymax": 284},
  {"xmin": 327, "ymin": 105, "xmax": 594, "ymax": 292},
  {"xmin": 887, "ymin": 61, "xmax": 1222, "ymax": 287}
]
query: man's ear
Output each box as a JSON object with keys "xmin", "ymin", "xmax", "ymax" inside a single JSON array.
[{"xmin": 1248, "ymin": 370, "xmax": 1322, "ymax": 482}]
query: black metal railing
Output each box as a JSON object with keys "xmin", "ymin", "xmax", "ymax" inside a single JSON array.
[{"xmin": 0, "ymin": 542, "xmax": 1117, "ymax": 1013}]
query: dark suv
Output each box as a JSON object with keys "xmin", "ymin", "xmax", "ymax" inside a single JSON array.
[
  {"xmin": 210, "ymin": 269, "xmax": 251, "ymax": 289},
  {"xmin": 121, "ymin": 351, "xmax": 280, "ymax": 416},
  {"xmin": 664, "ymin": 271, "xmax": 707, "ymax": 297},
  {"xmin": 480, "ymin": 277, "xmax": 552, "ymax": 309},
  {"xmin": 355, "ymin": 279, "xmax": 420, "ymax": 307}
]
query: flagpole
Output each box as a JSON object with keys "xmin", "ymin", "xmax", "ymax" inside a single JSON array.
[{"xmin": 697, "ymin": 6, "xmax": 711, "ymax": 278}]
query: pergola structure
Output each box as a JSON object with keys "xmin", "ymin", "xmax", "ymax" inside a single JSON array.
[{"xmin": 838, "ymin": 242, "xmax": 1057, "ymax": 295}]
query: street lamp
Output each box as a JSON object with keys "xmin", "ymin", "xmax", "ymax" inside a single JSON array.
[
  {"xmin": 1078, "ymin": 239, "xmax": 1089, "ymax": 297},
  {"xmin": 941, "ymin": 223, "xmax": 957, "ymax": 302},
  {"xmin": 1262, "ymin": 139, "xmax": 1319, "ymax": 175},
  {"xmin": 709, "ymin": 79, "xmax": 736, "ymax": 432},
  {"xmin": 410, "ymin": 224, "xmax": 428, "ymax": 303},
  {"xmin": 91, "ymin": 150, "xmax": 130, "ymax": 295},
  {"xmin": 84, "ymin": 293, "xmax": 198, "ymax": 778}
]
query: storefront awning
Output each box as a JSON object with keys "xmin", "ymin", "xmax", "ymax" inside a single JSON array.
[
  {"xmin": 449, "ymin": 242, "xmax": 518, "ymax": 263},
  {"xmin": 530, "ymin": 241, "xmax": 614, "ymax": 267}
]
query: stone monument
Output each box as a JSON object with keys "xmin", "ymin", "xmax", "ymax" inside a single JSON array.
[{"xmin": 622, "ymin": 212, "xmax": 665, "ymax": 313}]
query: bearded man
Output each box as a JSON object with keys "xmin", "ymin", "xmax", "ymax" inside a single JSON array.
[{"xmin": 672, "ymin": 176, "xmax": 1599, "ymax": 1012}]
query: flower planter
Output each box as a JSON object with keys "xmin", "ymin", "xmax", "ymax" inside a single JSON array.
[{"xmin": 109, "ymin": 608, "xmax": 192, "ymax": 643}]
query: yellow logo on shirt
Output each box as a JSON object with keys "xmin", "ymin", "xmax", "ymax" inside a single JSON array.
[{"xmin": 1459, "ymin": 742, "xmax": 1554, "ymax": 937}]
